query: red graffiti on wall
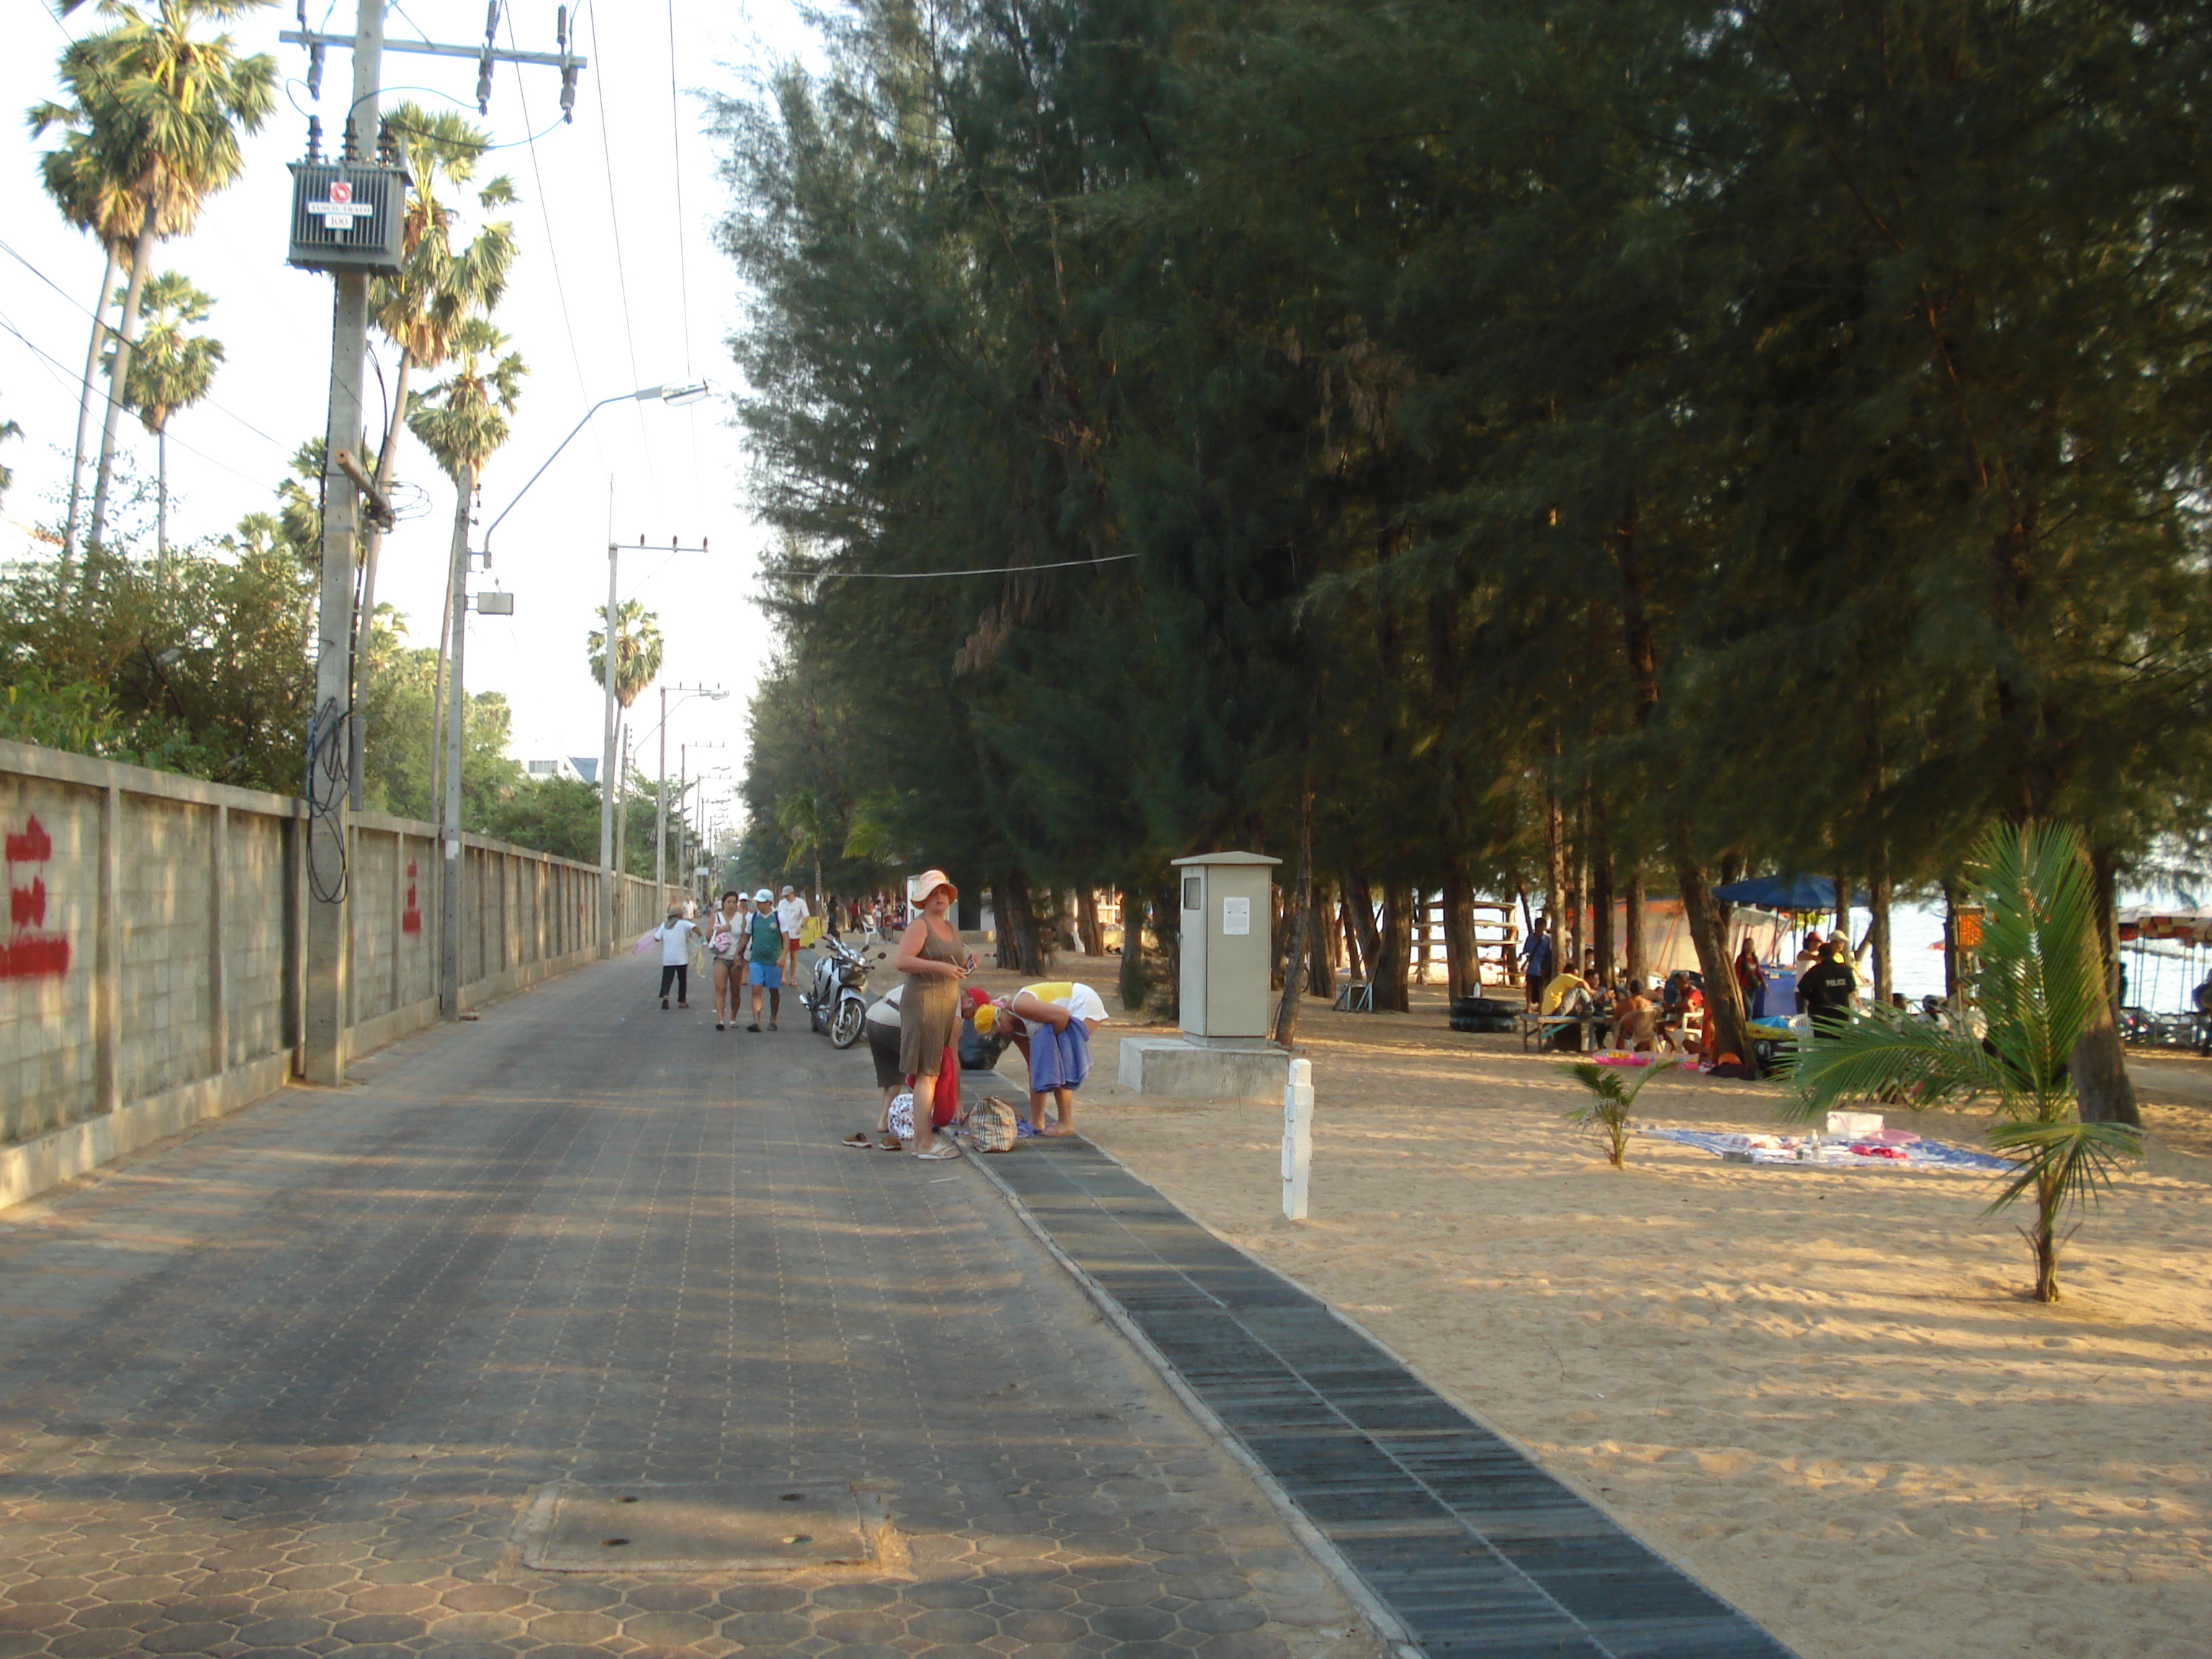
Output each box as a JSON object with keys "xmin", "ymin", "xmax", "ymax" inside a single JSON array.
[
  {"xmin": 2, "ymin": 814, "xmax": 71, "ymax": 981},
  {"xmin": 402, "ymin": 860, "xmax": 423, "ymax": 935}
]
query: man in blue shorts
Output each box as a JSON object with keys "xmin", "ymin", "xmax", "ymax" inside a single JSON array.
[{"xmin": 745, "ymin": 885, "xmax": 785, "ymax": 1031}]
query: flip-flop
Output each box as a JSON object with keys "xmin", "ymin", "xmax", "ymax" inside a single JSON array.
[
  {"xmin": 840, "ymin": 1132, "xmax": 872, "ymax": 1147},
  {"xmin": 912, "ymin": 1143, "xmax": 960, "ymax": 1160}
]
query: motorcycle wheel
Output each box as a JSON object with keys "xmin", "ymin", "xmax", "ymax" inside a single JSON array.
[{"xmin": 830, "ymin": 997, "xmax": 866, "ymax": 1049}]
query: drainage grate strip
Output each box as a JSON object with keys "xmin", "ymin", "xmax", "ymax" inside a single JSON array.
[{"xmin": 979, "ymin": 1138, "xmax": 1797, "ymax": 1659}]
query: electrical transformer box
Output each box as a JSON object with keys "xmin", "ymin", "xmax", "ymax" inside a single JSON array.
[{"xmin": 287, "ymin": 161, "xmax": 408, "ymax": 274}]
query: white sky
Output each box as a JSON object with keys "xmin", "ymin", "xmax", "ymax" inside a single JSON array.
[{"xmin": 1, "ymin": 0, "xmax": 822, "ymax": 843}]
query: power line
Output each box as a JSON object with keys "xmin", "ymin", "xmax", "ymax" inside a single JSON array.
[
  {"xmin": 0, "ymin": 235, "xmax": 295, "ymax": 453},
  {"xmin": 0, "ymin": 307, "xmax": 280, "ymax": 495},
  {"xmin": 765, "ymin": 554, "xmax": 1141, "ymax": 581},
  {"xmin": 665, "ymin": 0, "xmax": 695, "ymax": 379},
  {"xmin": 666, "ymin": 0, "xmax": 703, "ymax": 490},
  {"xmin": 580, "ymin": 0, "xmax": 657, "ymax": 490},
  {"xmin": 501, "ymin": 6, "xmax": 605, "ymax": 468}
]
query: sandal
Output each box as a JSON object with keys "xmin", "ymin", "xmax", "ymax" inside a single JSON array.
[
  {"xmin": 841, "ymin": 1132, "xmax": 873, "ymax": 1147},
  {"xmin": 912, "ymin": 1143, "xmax": 960, "ymax": 1160},
  {"xmin": 876, "ymin": 1135, "xmax": 902, "ymax": 1151}
]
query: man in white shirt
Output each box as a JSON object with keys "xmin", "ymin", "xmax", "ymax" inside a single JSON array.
[{"xmin": 775, "ymin": 885, "xmax": 809, "ymax": 981}]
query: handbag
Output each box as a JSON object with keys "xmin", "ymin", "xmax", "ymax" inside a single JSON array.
[{"xmin": 966, "ymin": 1094, "xmax": 1020, "ymax": 1154}]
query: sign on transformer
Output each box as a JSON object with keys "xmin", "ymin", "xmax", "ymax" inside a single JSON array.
[{"xmin": 287, "ymin": 161, "xmax": 408, "ymax": 274}]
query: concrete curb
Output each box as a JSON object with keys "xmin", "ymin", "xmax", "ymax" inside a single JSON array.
[{"xmin": 959, "ymin": 1142, "xmax": 1424, "ymax": 1659}]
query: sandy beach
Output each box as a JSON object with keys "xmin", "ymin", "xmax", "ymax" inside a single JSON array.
[{"xmin": 963, "ymin": 955, "xmax": 2212, "ymax": 1659}]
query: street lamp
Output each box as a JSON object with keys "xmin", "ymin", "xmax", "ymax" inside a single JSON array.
[
  {"xmin": 435, "ymin": 379, "xmax": 711, "ymax": 1020},
  {"xmin": 478, "ymin": 382, "xmax": 711, "ymax": 565},
  {"xmin": 649, "ymin": 685, "xmax": 729, "ymax": 894}
]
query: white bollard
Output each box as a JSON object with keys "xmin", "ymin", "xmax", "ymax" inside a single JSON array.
[{"xmin": 1282, "ymin": 1056, "xmax": 1313, "ymax": 1221}]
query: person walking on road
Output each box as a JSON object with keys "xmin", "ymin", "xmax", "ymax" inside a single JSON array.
[
  {"xmin": 776, "ymin": 885, "xmax": 810, "ymax": 985},
  {"xmin": 654, "ymin": 906, "xmax": 698, "ymax": 1010},
  {"xmin": 745, "ymin": 886, "xmax": 786, "ymax": 1031},
  {"xmin": 706, "ymin": 890, "xmax": 746, "ymax": 1030},
  {"xmin": 894, "ymin": 868, "xmax": 973, "ymax": 1159}
]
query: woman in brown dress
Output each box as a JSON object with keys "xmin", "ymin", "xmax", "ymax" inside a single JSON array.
[{"xmin": 893, "ymin": 868, "xmax": 972, "ymax": 1159}]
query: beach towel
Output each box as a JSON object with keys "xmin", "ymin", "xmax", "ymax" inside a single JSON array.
[{"xmin": 1027, "ymin": 1019, "xmax": 1091, "ymax": 1092}]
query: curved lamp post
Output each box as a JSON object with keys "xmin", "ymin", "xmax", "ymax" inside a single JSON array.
[{"xmin": 439, "ymin": 380, "xmax": 711, "ymax": 1017}]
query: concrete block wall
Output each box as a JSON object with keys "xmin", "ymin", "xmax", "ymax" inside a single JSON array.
[{"xmin": 1, "ymin": 738, "xmax": 677, "ymax": 1210}]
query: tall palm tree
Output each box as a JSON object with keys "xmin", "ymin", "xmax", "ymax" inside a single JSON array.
[
  {"xmin": 405, "ymin": 315, "xmax": 525, "ymax": 836},
  {"xmin": 25, "ymin": 119, "xmax": 185, "ymax": 565},
  {"xmin": 588, "ymin": 598, "xmax": 664, "ymax": 873},
  {"xmin": 38, "ymin": 0, "xmax": 276, "ymax": 549},
  {"xmin": 1786, "ymin": 821, "xmax": 2144, "ymax": 1303},
  {"xmin": 358, "ymin": 104, "xmax": 517, "ymax": 686},
  {"xmin": 107, "ymin": 269, "xmax": 221, "ymax": 570}
]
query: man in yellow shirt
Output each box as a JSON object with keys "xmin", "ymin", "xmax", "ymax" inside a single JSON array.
[{"xmin": 979, "ymin": 981, "xmax": 1110, "ymax": 1137}]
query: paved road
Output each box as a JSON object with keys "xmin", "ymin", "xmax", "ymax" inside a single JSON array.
[{"xmin": 0, "ymin": 958, "xmax": 1376, "ymax": 1659}]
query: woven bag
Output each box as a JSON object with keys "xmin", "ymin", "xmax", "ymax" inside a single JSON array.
[{"xmin": 967, "ymin": 1094, "xmax": 1020, "ymax": 1154}]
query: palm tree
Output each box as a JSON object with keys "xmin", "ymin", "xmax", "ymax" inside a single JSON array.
[
  {"xmin": 587, "ymin": 598, "xmax": 664, "ymax": 874},
  {"xmin": 0, "ymin": 414, "xmax": 19, "ymax": 503},
  {"xmin": 777, "ymin": 789, "xmax": 830, "ymax": 907},
  {"xmin": 405, "ymin": 315, "xmax": 526, "ymax": 836},
  {"xmin": 37, "ymin": 1, "xmax": 276, "ymax": 549},
  {"xmin": 107, "ymin": 269, "xmax": 222, "ymax": 570},
  {"xmin": 358, "ymin": 104, "xmax": 517, "ymax": 678},
  {"xmin": 1560, "ymin": 1056, "xmax": 1680, "ymax": 1169},
  {"xmin": 1786, "ymin": 821, "xmax": 2144, "ymax": 1303},
  {"xmin": 26, "ymin": 117, "xmax": 186, "ymax": 565}
]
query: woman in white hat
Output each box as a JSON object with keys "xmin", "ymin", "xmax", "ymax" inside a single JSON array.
[{"xmin": 892, "ymin": 868, "xmax": 973, "ymax": 1158}]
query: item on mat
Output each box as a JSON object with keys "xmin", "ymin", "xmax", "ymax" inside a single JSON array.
[
  {"xmin": 966, "ymin": 1094, "xmax": 1020, "ymax": 1154},
  {"xmin": 1826, "ymin": 1110, "xmax": 1884, "ymax": 1138},
  {"xmin": 887, "ymin": 1091, "xmax": 915, "ymax": 1140},
  {"xmin": 1013, "ymin": 1116, "xmax": 1040, "ymax": 1138},
  {"xmin": 1640, "ymin": 1126, "xmax": 2014, "ymax": 1172}
]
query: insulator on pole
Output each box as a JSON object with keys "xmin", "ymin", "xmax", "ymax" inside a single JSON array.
[
  {"xmin": 306, "ymin": 41, "xmax": 325, "ymax": 97},
  {"xmin": 305, "ymin": 115, "xmax": 323, "ymax": 162},
  {"xmin": 557, "ymin": 4, "xmax": 568, "ymax": 51}
]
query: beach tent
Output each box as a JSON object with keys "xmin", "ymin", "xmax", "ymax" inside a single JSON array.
[{"xmin": 1712, "ymin": 873, "xmax": 1871, "ymax": 912}]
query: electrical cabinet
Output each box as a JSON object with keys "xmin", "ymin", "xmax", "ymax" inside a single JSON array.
[{"xmin": 1173, "ymin": 851, "xmax": 1280, "ymax": 1038}]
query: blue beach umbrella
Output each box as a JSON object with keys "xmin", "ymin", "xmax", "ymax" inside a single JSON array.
[{"xmin": 1712, "ymin": 873, "xmax": 1871, "ymax": 912}]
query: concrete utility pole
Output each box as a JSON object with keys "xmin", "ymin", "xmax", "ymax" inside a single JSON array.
[
  {"xmin": 289, "ymin": 1, "xmax": 590, "ymax": 1080},
  {"xmin": 302, "ymin": 0, "xmax": 385, "ymax": 1087},
  {"xmin": 439, "ymin": 462, "xmax": 475, "ymax": 1022},
  {"xmin": 655, "ymin": 686, "xmax": 728, "ymax": 894},
  {"xmin": 598, "ymin": 536, "xmax": 708, "ymax": 952}
]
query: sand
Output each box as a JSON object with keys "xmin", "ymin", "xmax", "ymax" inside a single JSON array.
[{"xmin": 963, "ymin": 956, "xmax": 2212, "ymax": 1659}]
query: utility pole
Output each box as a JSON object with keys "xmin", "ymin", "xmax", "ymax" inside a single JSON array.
[
  {"xmin": 288, "ymin": 0, "xmax": 586, "ymax": 1083},
  {"xmin": 655, "ymin": 685, "xmax": 727, "ymax": 894},
  {"xmin": 598, "ymin": 537, "xmax": 708, "ymax": 953},
  {"xmin": 680, "ymin": 740, "xmax": 729, "ymax": 903},
  {"xmin": 300, "ymin": 0, "xmax": 385, "ymax": 1087}
]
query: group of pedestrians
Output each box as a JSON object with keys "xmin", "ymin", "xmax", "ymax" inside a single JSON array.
[
  {"xmin": 850, "ymin": 868, "xmax": 1110, "ymax": 1159},
  {"xmin": 656, "ymin": 867, "xmax": 1110, "ymax": 1159},
  {"xmin": 650, "ymin": 884, "xmax": 813, "ymax": 1031}
]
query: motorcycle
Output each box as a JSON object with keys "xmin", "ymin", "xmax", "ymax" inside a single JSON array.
[{"xmin": 803, "ymin": 935, "xmax": 873, "ymax": 1048}]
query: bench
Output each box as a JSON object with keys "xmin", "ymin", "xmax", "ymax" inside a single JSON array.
[{"xmin": 1517, "ymin": 1012, "xmax": 1609, "ymax": 1052}]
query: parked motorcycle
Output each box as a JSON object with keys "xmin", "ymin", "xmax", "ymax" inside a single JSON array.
[{"xmin": 803, "ymin": 936, "xmax": 873, "ymax": 1048}]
